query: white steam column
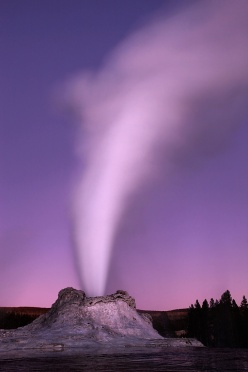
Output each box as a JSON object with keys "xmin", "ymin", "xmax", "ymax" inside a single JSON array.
[{"xmin": 69, "ymin": 0, "xmax": 248, "ymax": 296}]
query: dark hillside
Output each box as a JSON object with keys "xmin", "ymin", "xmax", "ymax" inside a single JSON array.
[
  {"xmin": 137, "ymin": 309, "xmax": 188, "ymax": 337},
  {"xmin": 0, "ymin": 305, "xmax": 189, "ymax": 335},
  {"xmin": 0, "ymin": 307, "xmax": 49, "ymax": 329}
]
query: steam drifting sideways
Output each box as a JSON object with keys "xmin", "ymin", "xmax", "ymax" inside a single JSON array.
[{"xmin": 67, "ymin": 0, "xmax": 248, "ymax": 296}]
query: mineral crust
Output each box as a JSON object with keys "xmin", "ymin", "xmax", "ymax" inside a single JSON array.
[{"xmin": 0, "ymin": 288, "xmax": 203, "ymax": 352}]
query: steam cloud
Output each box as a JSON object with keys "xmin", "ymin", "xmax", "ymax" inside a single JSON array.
[{"xmin": 68, "ymin": 0, "xmax": 248, "ymax": 296}]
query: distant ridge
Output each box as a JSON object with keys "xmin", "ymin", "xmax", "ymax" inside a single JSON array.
[
  {"xmin": 0, "ymin": 305, "xmax": 189, "ymax": 336},
  {"xmin": 0, "ymin": 307, "xmax": 49, "ymax": 316}
]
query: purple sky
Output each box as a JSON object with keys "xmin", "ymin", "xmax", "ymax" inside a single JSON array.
[{"xmin": 1, "ymin": 0, "xmax": 248, "ymax": 310}]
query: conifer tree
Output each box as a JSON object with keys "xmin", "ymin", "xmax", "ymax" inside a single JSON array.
[{"xmin": 240, "ymin": 295, "xmax": 248, "ymax": 309}]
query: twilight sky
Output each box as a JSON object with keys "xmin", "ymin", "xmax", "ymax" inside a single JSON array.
[{"xmin": 1, "ymin": 0, "xmax": 248, "ymax": 310}]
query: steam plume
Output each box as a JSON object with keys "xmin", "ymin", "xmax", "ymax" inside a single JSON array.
[{"xmin": 68, "ymin": 0, "xmax": 248, "ymax": 296}]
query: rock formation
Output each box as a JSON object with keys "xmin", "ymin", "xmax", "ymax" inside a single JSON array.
[
  {"xmin": 0, "ymin": 288, "xmax": 203, "ymax": 352},
  {"xmin": 23, "ymin": 287, "xmax": 159, "ymax": 340}
]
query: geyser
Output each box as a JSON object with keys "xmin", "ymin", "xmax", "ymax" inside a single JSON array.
[{"xmin": 68, "ymin": 0, "xmax": 248, "ymax": 296}]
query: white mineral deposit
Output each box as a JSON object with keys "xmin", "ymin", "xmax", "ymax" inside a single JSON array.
[{"xmin": 0, "ymin": 288, "xmax": 203, "ymax": 354}]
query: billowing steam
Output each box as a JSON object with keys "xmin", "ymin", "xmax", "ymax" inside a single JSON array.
[{"xmin": 68, "ymin": 0, "xmax": 248, "ymax": 296}]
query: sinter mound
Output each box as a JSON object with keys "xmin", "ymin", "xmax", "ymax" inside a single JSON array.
[
  {"xmin": 24, "ymin": 287, "xmax": 160, "ymax": 340},
  {"xmin": 0, "ymin": 288, "xmax": 203, "ymax": 351}
]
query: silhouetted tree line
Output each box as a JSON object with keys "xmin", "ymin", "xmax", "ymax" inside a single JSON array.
[
  {"xmin": 187, "ymin": 290, "xmax": 248, "ymax": 347},
  {"xmin": 0, "ymin": 310, "xmax": 37, "ymax": 329}
]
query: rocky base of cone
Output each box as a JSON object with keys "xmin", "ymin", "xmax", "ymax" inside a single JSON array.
[{"xmin": 0, "ymin": 288, "xmax": 204, "ymax": 352}]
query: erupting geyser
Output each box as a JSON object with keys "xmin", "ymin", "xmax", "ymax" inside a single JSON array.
[{"xmin": 68, "ymin": 0, "xmax": 248, "ymax": 296}]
